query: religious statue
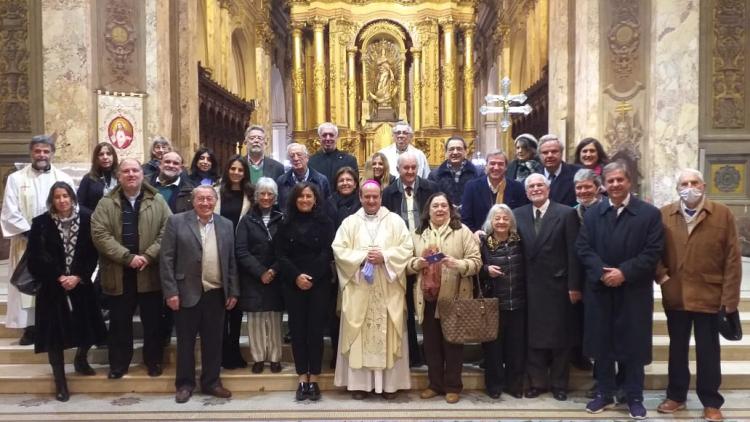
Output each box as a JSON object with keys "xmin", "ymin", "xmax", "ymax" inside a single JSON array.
[
  {"xmin": 370, "ymin": 57, "xmax": 397, "ymax": 108},
  {"xmin": 605, "ymin": 103, "xmax": 643, "ymax": 192},
  {"xmin": 364, "ymin": 40, "xmax": 401, "ymax": 121}
]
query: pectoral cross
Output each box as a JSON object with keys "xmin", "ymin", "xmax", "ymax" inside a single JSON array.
[{"xmin": 479, "ymin": 77, "xmax": 532, "ymax": 132}]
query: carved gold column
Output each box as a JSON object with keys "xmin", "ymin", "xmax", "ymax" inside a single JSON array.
[
  {"xmin": 411, "ymin": 48, "xmax": 422, "ymax": 131},
  {"xmin": 312, "ymin": 18, "xmax": 327, "ymax": 126},
  {"xmin": 462, "ymin": 24, "xmax": 475, "ymax": 131},
  {"xmin": 291, "ymin": 22, "xmax": 306, "ymax": 133},
  {"xmin": 347, "ymin": 47, "xmax": 357, "ymax": 130},
  {"xmin": 441, "ymin": 19, "xmax": 457, "ymax": 129}
]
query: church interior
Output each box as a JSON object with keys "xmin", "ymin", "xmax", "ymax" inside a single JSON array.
[{"xmin": 0, "ymin": 0, "xmax": 750, "ymax": 419}]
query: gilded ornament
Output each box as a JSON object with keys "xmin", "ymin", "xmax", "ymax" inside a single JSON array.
[
  {"xmin": 712, "ymin": 0, "xmax": 746, "ymax": 129},
  {"xmin": 0, "ymin": 0, "xmax": 31, "ymax": 132},
  {"xmin": 714, "ymin": 165, "xmax": 742, "ymax": 193}
]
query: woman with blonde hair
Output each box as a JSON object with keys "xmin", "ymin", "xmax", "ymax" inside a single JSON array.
[{"xmin": 363, "ymin": 152, "xmax": 395, "ymax": 190}]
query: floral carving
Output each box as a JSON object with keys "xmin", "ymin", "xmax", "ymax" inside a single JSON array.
[
  {"xmin": 607, "ymin": 0, "xmax": 640, "ymax": 79},
  {"xmin": 104, "ymin": 0, "xmax": 137, "ymax": 83},
  {"xmin": 714, "ymin": 164, "xmax": 742, "ymax": 193},
  {"xmin": 712, "ymin": 0, "xmax": 746, "ymax": 128},
  {"xmin": 0, "ymin": 0, "xmax": 31, "ymax": 132}
]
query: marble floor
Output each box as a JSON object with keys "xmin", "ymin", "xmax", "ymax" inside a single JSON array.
[{"xmin": 0, "ymin": 389, "xmax": 749, "ymax": 421}]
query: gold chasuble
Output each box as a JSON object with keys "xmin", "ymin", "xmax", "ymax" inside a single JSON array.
[{"xmin": 332, "ymin": 207, "xmax": 414, "ymax": 393}]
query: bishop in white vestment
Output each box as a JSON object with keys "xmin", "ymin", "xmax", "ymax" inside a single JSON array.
[{"xmin": 333, "ymin": 181, "xmax": 414, "ymax": 397}]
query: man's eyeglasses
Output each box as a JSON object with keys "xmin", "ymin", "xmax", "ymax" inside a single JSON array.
[
  {"xmin": 246, "ymin": 135, "xmax": 264, "ymax": 141},
  {"xmin": 395, "ymin": 130, "xmax": 411, "ymax": 135}
]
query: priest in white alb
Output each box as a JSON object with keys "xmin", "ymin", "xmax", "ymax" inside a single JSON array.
[
  {"xmin": 333, "ymin": 180, "xmax": 414, "ymax": 400},
  {"xmin": 1, "ymin": 135, "xmax": 74, "ymax": 345}
]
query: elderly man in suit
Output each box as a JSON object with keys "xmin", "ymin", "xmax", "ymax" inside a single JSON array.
[
  {"xmin": 576, "ymin": 161, "xmax": 663, "ymax": 420},
  {"xmin": 538, "ymin": 134, "xmax": 580, "ymax": 207},
  {"xmin": 655, "ymin": 169, "xmax": 742, "ymax": 422},
  {"xmin": 514, "ymin": 173, "xmax": 581, "ymax": 401},
  {"xmin": 244, "ymin": 125, "xmax": 284, "ymax": 184},
  {"xmin": 160, "ymin": 185, "xmax": 240, "ymax": 403}
]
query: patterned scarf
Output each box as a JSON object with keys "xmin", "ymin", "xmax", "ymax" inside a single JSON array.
[
  {"xmin": 419, "ymin": 222, "xmax": 451, "ymax": 301},
  {"xmin": 51, "ymin": 209, "xmax": 80, "ymax": 275}
]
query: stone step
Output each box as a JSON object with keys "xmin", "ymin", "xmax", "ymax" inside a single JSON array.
[
  {"xmin": 1, "ymin": 360, "xmax": 750, "ymax": 395},
  {"xmin": 1, "ymin": 334, "xmax": 749, "ymax": 365},
  {"xmin": 651, "ymin": 311, "xmax": 750, "ymax": 335}
]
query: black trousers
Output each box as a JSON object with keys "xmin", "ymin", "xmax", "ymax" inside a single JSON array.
[
  {"xmin": 175, "ymin": 288, "xmax": 225, "ymax": 391},
  {"xmin": 665, "ymin": 310, "xmax": 724, "ymax": 408},
  {"xmin": 596, "ymin": 359, "xmax": 645, "ymax": 402},
  {"xmin": 406, "ymin": 275, "xmax": 422, "ymax": 365},
  {"xmin": 526, "ymin": 346, "xmax": 571, "ymax": 392},
  {"xmin": 222, "ymin": 307, "xmax": 245, "ymax": 365},
  {"xmin": 284, "ymin": 284, "xmax": 329, "ymax": 375},
  {"xmin": 423, "ymin": 300, "xmax": 464, "ymax": 394},
  {"xmin": 107, "ymin": 276, "xmax": 163, "ymax": 372},
  {"xmin": 482, "ymin": 308, "xmax": 526, "ymax": 395}
]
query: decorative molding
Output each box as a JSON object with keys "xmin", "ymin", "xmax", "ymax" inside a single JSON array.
[
  {"xmin": 607, "ymin": 0, "xmax": 640, "ymax": 80},
  {"xmin": 0, "ymin": 0, "xmax": 31, "ymax": 132},
  {"xmin": 103, "ymin": 0, "xmax": 137, "ymax": 86},
  {"xmin": 712, "ymin": 0, "xmax": 746, "ymax": 129}
]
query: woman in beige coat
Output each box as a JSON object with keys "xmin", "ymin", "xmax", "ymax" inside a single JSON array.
[{"xmin": 407, "ymin": 192, "xmax": 481, "ymax": 404}]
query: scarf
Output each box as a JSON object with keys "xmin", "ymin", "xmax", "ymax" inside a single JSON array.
[
  {"xmin": 51, "ymin": 209, "xmax": 80, "ymax": 275},
  {"xmin": 420, "ymin": 221, "xmax": 451, "ymax": 301}
]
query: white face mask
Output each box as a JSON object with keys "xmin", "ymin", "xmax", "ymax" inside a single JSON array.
[{"xmin": 678, "ymin": 187, "xmax": 704, "ymax": 206}]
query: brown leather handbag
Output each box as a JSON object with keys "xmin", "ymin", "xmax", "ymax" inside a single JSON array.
[{"xmin": 438, "ymin": 276, "xmax": 499, "ymax": 344}]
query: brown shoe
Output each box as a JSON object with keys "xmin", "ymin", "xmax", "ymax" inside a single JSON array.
[
  {"xmin": 657, "ymin": 399, "xmax": 686, "ymax": 414},
  {"xmin": 204, "ymin": 385, "xmax": 232, "ymax": 399},
  {"xmin": 420, "ymin": 388, "xmax": 439, "ymax": 399},
  {"xmin": 704, "ymin": 407, "xmax": 723, "ymax": 422},
  {"xmin": 445, "ymin": 393, "xmax": 460, "ymax": 404},
  {"xmin": 175, "ymin": 388, "xmax": 192, "ymax": 404},
  {"xmin": 382, "ymin": 392, "xmax": 397, "ymax": 400}
]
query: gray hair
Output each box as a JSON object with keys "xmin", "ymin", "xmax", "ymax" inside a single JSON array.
[
  {"xmin": 317, "ymin": 122, "xmax": 339, "ymax": 138},
  {"xmin": 485, "ymin": 150, "xmax": 508, "ymax": 163},
  {"xmin": 287, "ymin": 142, "xmax": 309, "ymax": 157},
  {"xmin": 30, "ymin": 134, "xmax": 56, "ymax": 153},
  {"xmin": 574, "ymin": 168, "xmax": 602, "ymax": 188},
  {"xmin": 514, "ymin": 133, "xmax": 538, "ymax": 151},
  {"xmin": 538, "ymin": 134, "xmax": 563, "ymax": 153},
  {"xmin": 151, "ymin": 136, "xmax": 171, "ymax": 148},
  {"xmin": 254, "ymin": 177, "xmax": 278, "ymax": 201},
  {"xmin": 524, "ymin": 172, "xmax": 550, "ymax": 189},
  {"xmin": 397, "ymin": 151, "xmax": 418, "ymax": 169},
  {"xmin": 392, "ymin": 121, "xmax": 413, "ymax": 135},
  {"xmin": 191, "ymin": 184, "xmax": 218, "ymax": 199},
  {"xmin": 481, "ymin": 203, "xmax": 517, "ymax": 235},
  {"xmin": 602, "ymin": 160, "xmax": 631, "ymax": 181},
  {"xmin": 244, "ymin": 125, "xmax": 265, "ymax": 138},
  {"xmin": 676, "ymin": 168, "xmax": 704, "ymax": 187}
]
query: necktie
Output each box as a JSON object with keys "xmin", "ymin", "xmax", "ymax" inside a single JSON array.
[
  {"xmin": 405, "ymin": 186, "xmax": 413, "ymax": 196},
  {"xmin": 549, "ymin": 173, "xmax": 557, "ymax": 183},
  {"xmin": 534, "ymin": 209, "xmax": 542, "ymax": 234}
]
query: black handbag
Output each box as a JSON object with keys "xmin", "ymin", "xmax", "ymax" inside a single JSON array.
[
  {"xmin": 718, "ymin": 306, "xmax": 742, "ymax": 341},
  {"xmin": 10, "ymin": 249, "xmax": 40, "ymax": 296}
]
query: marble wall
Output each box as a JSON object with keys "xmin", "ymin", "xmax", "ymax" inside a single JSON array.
[
  {"xmin": 144, "ymin": 0, "xmax": 174, "ymax": 147},
  {"xmin": 41, "ymin": 0, "xmax": 94, "ymax": 163},
  {"xmin": 547, "ymin": 0, "xmax": 570, "ymax": 149}
]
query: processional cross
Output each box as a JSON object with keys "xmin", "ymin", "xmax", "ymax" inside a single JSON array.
[{"xmin": 479, "ymin": 77, "xmax": 532, "ymax": 132}]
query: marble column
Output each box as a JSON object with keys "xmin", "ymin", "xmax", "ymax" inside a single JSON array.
[
  {"xmin": 291, "ymin": 23, "xmax": 306, "ymax": 133},
  {"xmin": 462, "ymin": 24, "xmax": 475, "ymax": 132},
  {"xmin": 176, "ymin": 0, "xmax": 199, "ymax": 154},
  {"xmin": 411, "ymin": 48, "xmax": 422, "ymax": 131},
  {"xmin": 312, "ymin": 18, "xmax": 327, "ymax": 126},
  {"xmin": 41, "ymin": 0, "xmax": 94, "ymax": 162},
  {"xmin": 441, "ymin": 20, "xmax": 457, "ymax": 129},
  {"xmin": 547, "ymin": 0, "xmax": 570, "ymax": 147},
  {"xmin": 145, "ymin": 0, "xmax": 173, "ymax": 143},
  {"xmin": 646, "ymin": 0, "xmax": 699, "ymax": 206},
  {"xmin": 572, "ymin": 0, "xmax": 600, "ymax": 152},
  {"xmin": 347, "ymin": 47, "xmax": 357, "ymax": 131}
]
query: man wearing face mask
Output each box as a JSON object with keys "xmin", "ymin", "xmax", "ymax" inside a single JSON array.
[{"xmin": 655, "ymin": 169, "xmax": 741, "ymax": 422}]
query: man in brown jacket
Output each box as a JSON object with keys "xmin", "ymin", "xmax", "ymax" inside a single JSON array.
[{"xmin": 656, "ymin": 168, "xmax": 742, "ymax": 422}]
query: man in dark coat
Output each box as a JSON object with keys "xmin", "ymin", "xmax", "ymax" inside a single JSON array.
[
  {"xmin": 382, "ymin": 151, "xmax": 437, "ymax": 367},
  {"xmin": 149, "ymin": 151, "xmax": 195, "ymax": 215},
  {"xmin": 538, "ymin": 134, "xmax": 580, "ymax": 207},
  {"xmin": 461, "ymin": 151, "xmax": 528, "ymax": 233},
  {"xmin": 276, "ymin": 143, "xmax": 332, "ymax": 210},
  {"xmin": 308, "ymin": 122, "xmax": 359, "ymax": 184},
  {"xmin": 514, "ymin": 173, "xmax": 581, "ymax": 401},
  {"xmin": 244, "ymin": 125, "xmax": 284, "ymax": 184},
  {"xmin": 428, "ymin": 135, "xmax": 483, "ymax": 205},
  {"xmin": 576, "ymin": 161, "xmax": 663, "ymax": 420}
]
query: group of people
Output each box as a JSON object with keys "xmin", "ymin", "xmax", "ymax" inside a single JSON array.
[{"xmin": 0, "ymin": 125, "xmax": 740, "ymax": 422}]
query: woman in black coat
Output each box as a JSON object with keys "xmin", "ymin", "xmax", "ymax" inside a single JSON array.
[
  {"xmin": 236, "ymin": 177, "xmax": 284, "ymax": 374},
  {"xmin": 77, "ymin": 142, "xmax": 118, "ymax": 212},
  {"xmin": 274, "ymin": 182, "xmax": 335, "ymax": 402},
  {"xmin": 479, "ymin": 204, "xmax": 527, "ymax": 400},
  {"xmin": 188, "ymin": 146, "xmax": 220, "ymax": 186},
  {"xmin": 27, "ymin": 182, "xmax": 107, "ymax": 402}
]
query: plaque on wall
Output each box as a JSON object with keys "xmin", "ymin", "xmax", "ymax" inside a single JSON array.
[
  {"xmin": 97, "ymin": 91, "xmax": 145, "ymax": 161},
  {"xmin": 706, "ymin": 157, "xmax": 748, "ymax": 198}
]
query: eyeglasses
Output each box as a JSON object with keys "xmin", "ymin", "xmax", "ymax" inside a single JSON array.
[
  {"xmin": 246, "ymin": 135, "xmax": 264, "ymax": 141},
  {"xmin": 395, "ymin": 130, "xmax": 411, "ymax": 135}
]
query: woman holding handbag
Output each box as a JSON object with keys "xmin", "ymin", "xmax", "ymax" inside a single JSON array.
[
  {"xmin": 27, "ymin": 182, "xmax": 107, "ymax": 401},
  {"xmin": 478, "ymin": 204, "xmax": 527, "ymax": 399},
  {"xmin": 408, "ymin": 192, "xmax": 481, "ymax": 404}
]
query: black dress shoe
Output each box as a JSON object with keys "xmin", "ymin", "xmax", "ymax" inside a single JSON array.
[
  {"xmin": 55, "ymin": 380, "xmax": 69, "ymax": 402},
  {"xmin": 18, "ymin": 326, "xmax": 35, "ymax": 346},
  {"xmin": 552, "ymin": 390, "xmax": 568, "ymax": 401},
  {"xmin": 524, "ymin": 387, "xmax": 547, "ymax": 398},
  {"xmin": 295, "ymin": 382, "xmax": 307, "ymax": 401},
  {"xmin": 147, "ymin": 364, "xmax": 162, "ymax": 377},
  {"xmin": 108, "ymin": 370, "xmax": 125, "ymax": 379},
  {"xmin": 504, "ymin": 388, "xmax": 523, "ymax": 399},
  {"xmin": 74, "ymin": 358, "xmax": 96, "ymax": 376},
  {"xmin": 251, "ymin": 362, "xmax": 264, "ymax": 374},
  {"xmin": 487, "ymin": 390, "xmax": 501, "ymax": 399},
  {"xmin": 307, "ymin": 382, "xmax": 321, "ymax": 401},
  {"xmin": 351, "ymin": 390, "xmax": 368, "ymax": 400},
  {"xmin": 270, "ymin": 362, "xmax": 282, "ymax": 373},
  {"xmin": 175, "ymin": 388, "xmax": 192, "ymax": 404}
]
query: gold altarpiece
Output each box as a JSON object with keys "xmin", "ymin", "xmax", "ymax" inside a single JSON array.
[{"xmin": 289, "ymin": 0, "xmax": 478, "ymax": 166}]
